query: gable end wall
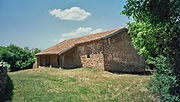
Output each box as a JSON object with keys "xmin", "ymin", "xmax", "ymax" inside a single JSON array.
[{"xmin": 103, "ymin": 32, "xmax": 145, "ymax": 73}]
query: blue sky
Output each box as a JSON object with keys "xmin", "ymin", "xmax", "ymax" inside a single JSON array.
[{"xmin": 0, "ymin": 0, "xmax": 132, "ymax": 49}]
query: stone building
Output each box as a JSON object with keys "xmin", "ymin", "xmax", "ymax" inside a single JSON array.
[{"xmin": 36, "ymin": 27, "xmax": 145, "ymax": 73}]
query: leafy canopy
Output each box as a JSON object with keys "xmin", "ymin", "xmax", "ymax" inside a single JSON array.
[
  {"xmin": 0, "ymin": 44, "xmax": 36, "ymax": 71},
  {"xmin": 122, "ymin": 0, "xmax": 180, "ymax": 101}
]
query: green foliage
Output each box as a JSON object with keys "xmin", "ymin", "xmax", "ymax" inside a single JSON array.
[
  {"xmin": 126, "ymin": 22, "xmax": 157, "ymax": 59},
  {"xmin": 122, "ymin": 0, "xmax": 179, "ymax": 24},
  {"xmin": 0, "ymin": 44, "xmax": 36, "ymax": 71},
  {"xmin": 31, "ymin": 48, "xmax": 41, "ymax": 55},
  {"xmin": 148, "ymin": 56, "xmax": 180, "ymax": 101},
  {"xmin": 23, "ymin": 47, "xmax": 41, "ymax": 55},
  {"xmin": 122, "ymin": 0, "xmax": 180, "ymax": 101},
  {"xmin": 127, "ymin": 22, "xmax": 179, "ymax": 59},
  {"xmin": 0, "ymin": 61, "xmax": 11, "ymax": 70}
]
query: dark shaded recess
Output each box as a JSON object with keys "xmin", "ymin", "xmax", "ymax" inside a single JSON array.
[
  {"xmin": 62, "ymin": 66, "xmax": 81, "ymax": 69},
  {"xmin": 108, "ymin": 70, "xmax": 152, "ymax": 75}
]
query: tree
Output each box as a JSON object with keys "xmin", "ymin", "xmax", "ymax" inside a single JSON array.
[
  {"xmin": 23, "ymin": 47, "xmax": 41, "ymax": 55},
  {"xmin": 0, "ymin": 44, "xmax": 36, "ymax": 71},
  {"xmin": 23, "ymin": 47, "xmax": 30, "ymax": 52},
  {"xmin": 122, "ymin": 0, "xmax": 180, "ymax": 101},
  {"xmin": 31, "ymin": 48, "xmax": 41, "ymax": 55}
]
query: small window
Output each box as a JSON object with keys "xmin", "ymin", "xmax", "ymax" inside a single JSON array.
[
  {"xmin": 87, "ymin": 54, "xmax": 90, "ymax": 58},
  {"xmin": 108, "ymin": 38, "xmax": 111, "ymax": 45}
]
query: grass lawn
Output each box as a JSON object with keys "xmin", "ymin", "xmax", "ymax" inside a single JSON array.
[{"xmin": 6, "ymin": 67, "xmax": 155, "ymax": 102}]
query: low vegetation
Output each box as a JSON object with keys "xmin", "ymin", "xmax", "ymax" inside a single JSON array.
[
  {"xmin": 6, "ymin": 68, "xmax": 155, "ymax": 102},
  {"xmin": 0, "ymin": 44, "xmax": 40, "ymax": 71}
]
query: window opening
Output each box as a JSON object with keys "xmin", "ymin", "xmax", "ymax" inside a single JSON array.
[{"xmin": 87, "ymin": 54, "xmax": 90, "ymax": 58}]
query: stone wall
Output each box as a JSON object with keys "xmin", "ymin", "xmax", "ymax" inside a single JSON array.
[
  {"xmin": 0, "ymin": 62, "xmax": 8, "ymax": 97},
  {"xmin": 103, "ymin": 32, "xmax": 145, "ymax": 73},
  {"xmin": 77, "ymin": 40, "xmax": 105, "ymax": 69}
]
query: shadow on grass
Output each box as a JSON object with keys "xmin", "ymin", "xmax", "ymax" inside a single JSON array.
[
  {"xmin": 108, "ymin": 70, "xmax": 153, "ymax": 75},
  {"xmin": 0, "ymin": 75, "xmax": 14, "ymax": 102},
  {"xmin": 62, "ymin": 66, "xmax": 81, "ymax": 70}
]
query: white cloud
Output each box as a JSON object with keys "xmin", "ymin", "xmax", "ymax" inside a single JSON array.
[
  {"xmin": 52, "ymin": 38, "xmax": 65, "ymax": 42},
  {"xmin": 49, "ymin": 7, "xmax": 91, "ymax": 21},
  {"xmin": 62, "ymin": 27, "xmax": 103, "ymax": 37},
  {"xmin": 58, "ymin": 38, "xmax": 65, "ymax": 42},
  {"xmin": 52, "ymin": 39, "xmax": 58, "ymax": 42}
]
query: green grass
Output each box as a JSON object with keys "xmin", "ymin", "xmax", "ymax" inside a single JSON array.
[{"xmin": 7, "ymin": 67, "xmax": 155, "ymax": 102}]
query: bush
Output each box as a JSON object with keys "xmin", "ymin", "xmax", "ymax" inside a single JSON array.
[
  {"xmin": 148, "ymin": 56, "xmax": 180, "ymax": 102},
  {"xmin": 0, "ymin": 44, "xmax": 36, "ymax": 71},
  {"xmin": 0, "ymin": 62, "xmax": 10, "ymax": 71},
  {"xmin": 122, "ymin": 0, "xmax": 180, "ymax": 101}
]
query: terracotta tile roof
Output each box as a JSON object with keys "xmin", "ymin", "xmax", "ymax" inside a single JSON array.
[{"xmin": 36, "ymin": 27, "xmax": 128, "ymax": 55}]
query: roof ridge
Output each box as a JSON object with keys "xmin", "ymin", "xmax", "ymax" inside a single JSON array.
[{"xmin": 65, "ymin": 27, "xmax": 121, "ymax": 41}]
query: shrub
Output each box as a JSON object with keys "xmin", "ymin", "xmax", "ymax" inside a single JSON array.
[
  {"xmin": 122, "ymin": 0, "xmax": 180, "ymax": 101},
  {"xmin": 0, "ymin": 62, "xmax": 11, "ymax": 71},
  {"xmin": 0, "ymin": 44, "xmax": 36, "ymax": 71},
  {"xmin": 148, "ymin": 56, "xmax": 180, "ymax": 102}
]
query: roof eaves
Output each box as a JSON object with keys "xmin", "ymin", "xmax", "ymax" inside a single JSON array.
[
  {"xmin": 101, "ymin": 27, "xmax": 128, "ymax": 40},
  {"xmin": 35, "ymin": 52, "xmax": 58, "ymax": 56}
]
